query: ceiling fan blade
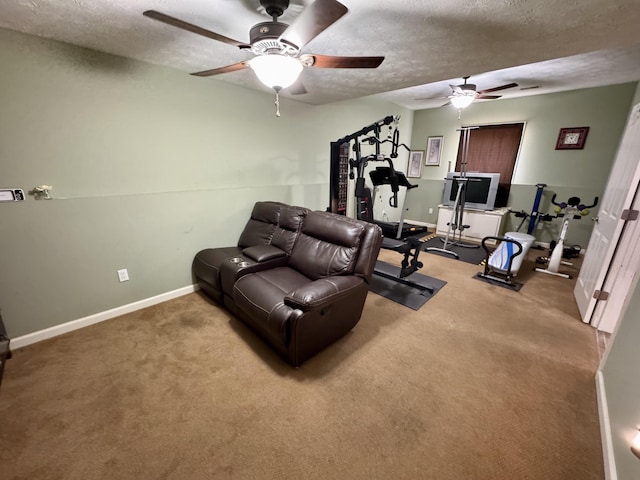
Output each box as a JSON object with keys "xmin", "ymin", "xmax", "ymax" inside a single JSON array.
[
  {"xmin": 478, "ymin": 82, "xmax": 518, "ymax": 94},
  {"xmin": 441, "ymin": 100, "xmax": 452, "ymax": 107},
  {"xmin": 279, "ymin": 0, "xmax": 348, "ymax": 49},
  {"xmin": 476, "ymin": 94, "xmax": 502, "ymax": 100},
  {"xmin": 307, "ymin": 54, "xmax": 384, "ymax": 68},
  {"xmin": 414, "ymin": 95, "xmax": 448, "ymax": 101},
  {"xmin": 143, "ymin": 10, "xmax": 248, "ymax": 48},
  {"xmin": 191, "ymin": 62, "xmax": 248, "ymax": 77},
  {"xmin": 288, "ymin": 79, "xmax": 308, "ymax": 95}
]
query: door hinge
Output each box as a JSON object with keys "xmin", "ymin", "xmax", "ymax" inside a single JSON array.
[
  {"xmin": 593, "ymin": 290, "xmax": 610, "ymax": 301},
  {"xmin": 621, "ymin": 209, "xmax": 639, "ymax": 221}
]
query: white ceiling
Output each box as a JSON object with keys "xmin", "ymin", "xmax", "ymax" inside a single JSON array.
[{"xmin": 1, "ymin": 0, "xmax": 640, "ymax": 108}]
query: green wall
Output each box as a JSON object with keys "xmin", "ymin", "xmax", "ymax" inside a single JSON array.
[
  {"xmin": 406, "ymin": 83, "xmax": 637, "ymax": 246},
  {"xmin": 602, "ymin": 277, "xmax": 640, "ymax": 479},
  {"xmin": 0, "ymin": 28, "xmax": 411, "ymax": 337},
  {"xmin": 1, "ymin": 25, "xmax": 636, "ymax": 340}
]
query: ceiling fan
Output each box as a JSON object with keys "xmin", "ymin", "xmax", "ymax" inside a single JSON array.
[
  {"xmin": 417, "ymin": 76, "xmax": 519, "ymax": 109},
  {"xmin": 143, "ymin": 0, "xmax": 384, "ymax": 103}
]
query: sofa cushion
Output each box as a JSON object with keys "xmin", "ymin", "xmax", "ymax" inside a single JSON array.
[
  {"xmin": 284, "ymin": 276, "xmax": 365, "ymax": 311},
  {"xmin": 233, "ymin": 267, "xmax": 311, "ymax": 347},
  {"xmin": 289, "ymin": 211, "xmax": 365, "ymax": 280},
  {"xmin": 237, "ymin": 201, "xmax": 284, "ymax": 248}
]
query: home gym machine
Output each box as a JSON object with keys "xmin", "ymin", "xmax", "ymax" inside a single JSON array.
[
  {"xmin": 535, "ymin": 194, "xmax": 598, "ymax": 279},
  {"xmin": 329, "ymin": 115, "xmax": 434, "ymax": 293},
  {"xmin": 330, "ymin": 116, "xmax": 427, "ymax": 240}
]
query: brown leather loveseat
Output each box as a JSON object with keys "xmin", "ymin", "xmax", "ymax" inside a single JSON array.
[{"xmin": 192, "ymin": 201, "xmax": 383, "ymax": 366}]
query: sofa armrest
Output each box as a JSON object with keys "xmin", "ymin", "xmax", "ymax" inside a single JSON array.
[
  {"xmin": 242, "ymin": 245, "xmax": 287, "ymax": 262},
  {"xmin": 284, "ymin": 276, "xmax": 364, "ymax": 312}
]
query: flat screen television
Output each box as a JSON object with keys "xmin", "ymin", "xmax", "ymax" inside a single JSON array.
[{"xmin": 442, "ymin": 172, "xmax": 501, "ymax": 211}]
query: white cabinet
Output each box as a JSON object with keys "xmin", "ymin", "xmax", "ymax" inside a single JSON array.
[{"xmin": 436, "ymin": 206, "xmax": 509, "ymax": 244}]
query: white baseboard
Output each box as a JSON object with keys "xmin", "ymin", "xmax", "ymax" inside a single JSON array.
[
  {"xmin": 10, "ymin": 284, "xmax": 199, "ymax": 350},
  {"xmin": 596, "ymin": 370, "xmax": 617, "ymax": 480}
]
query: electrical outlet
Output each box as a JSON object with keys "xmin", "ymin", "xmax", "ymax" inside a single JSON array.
[
  {"xmin": 117, "ymin": 268, "xmax": 129, "ymax": 282},
  {"xmin": 428, "ymin": 208, "xmax": 433, "ymax": 214}
]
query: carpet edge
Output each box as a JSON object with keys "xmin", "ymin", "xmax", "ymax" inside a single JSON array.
[{"xmin": 10, "ymin": 284, "xmax": 199, "ymax": 350}]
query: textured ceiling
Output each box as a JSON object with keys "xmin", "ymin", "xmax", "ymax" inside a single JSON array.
[{"xmin": 1, "ymin": 0, "xmax": 640, "ymax": 108}]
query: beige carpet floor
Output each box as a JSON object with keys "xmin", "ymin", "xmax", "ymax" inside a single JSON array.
[{"xmin": 0, "ymin": 249, "xmax": 603, "ymax": 480}]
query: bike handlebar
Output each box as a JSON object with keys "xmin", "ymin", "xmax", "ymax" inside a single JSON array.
[{"xmin": 550, "ymin": 194, "xmax": 599, "ymax": 209}]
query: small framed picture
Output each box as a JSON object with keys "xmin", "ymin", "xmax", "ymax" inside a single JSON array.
[
  {"xmin": 556, "ymin": 127, "xmax": 589, "ymax": 150},
  {"xmin": 407, "ymin": 151, "xmax": 424, "ymax": 178},
  {"xmin": 426, "ymin": 136, "xmax": 443, "ymax": 166}
]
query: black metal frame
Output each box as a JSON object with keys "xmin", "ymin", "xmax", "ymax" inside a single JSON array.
[{"xmin": 329, "ymin": 115, "xmax": 435, "ymax": 290}]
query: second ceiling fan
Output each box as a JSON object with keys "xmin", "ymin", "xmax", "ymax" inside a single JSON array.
[
  {"xmin": 143, "ymin": 0, "xmax": 384, "ymax": 96},
  {"xmin": 418, "ymin": 76, "xmax": 519, "ymax": 109},
  {"xmin": 446, "ymin": 76, "xmax": 519, "ymax": 108}
]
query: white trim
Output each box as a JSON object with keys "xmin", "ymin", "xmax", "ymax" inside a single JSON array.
[
  {"xmin": 10, "ymin": 284, "xmax": 199, "ymax": 350},
  {"xmin": 596, "ymin": 370, "xmax": 618, "ymax": 480}
]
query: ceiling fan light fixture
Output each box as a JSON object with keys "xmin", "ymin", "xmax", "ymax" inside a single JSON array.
[
  {"xmin": 248, "ymin": 54, "xmax": 303, "ymax": 90},
  {"xmin": 450, "ymin": 94, "xmax": 475, "ymax": 109}
]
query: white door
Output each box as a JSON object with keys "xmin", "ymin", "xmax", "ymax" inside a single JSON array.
[
  {"xmin": 591, "ymin": 200, "xmax": 640, "ymax": 333},
  {"xmin": 574, "ymin": 103, "xmax": 640, "ymax": 324}
]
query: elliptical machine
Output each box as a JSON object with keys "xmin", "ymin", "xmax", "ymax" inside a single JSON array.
[{"xmin": 535, "ymin": 194, "xmax": 598, "ymax": 279}]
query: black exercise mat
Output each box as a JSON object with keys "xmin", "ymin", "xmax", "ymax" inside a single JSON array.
[
  {"xmin": 419, "ymin": 234, "xmax": 490, "ymax": 266},
  {"xmin": 369, "ymin": 261, "xmax": 447, "ymax": 310}
]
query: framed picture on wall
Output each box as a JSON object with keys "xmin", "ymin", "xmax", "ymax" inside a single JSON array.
[
  {"xmin": 407, "ymin": 151, "xmax": 424, "ymax": 178},
  {"xmin": 426, "ymin": 136, "xmax": 443, "ymax": 166},
  {"xmin": 555, "ymin": 127, "xmax": 589, "ymax": 150}
]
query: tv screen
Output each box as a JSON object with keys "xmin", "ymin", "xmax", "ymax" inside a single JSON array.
[{"xmin": 442, "ymin": 172, "xmax": 500, "ymax": 211}]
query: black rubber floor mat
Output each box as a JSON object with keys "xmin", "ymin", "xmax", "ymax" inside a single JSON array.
[
  {"xmin": 420, "ymin": 235, "xmax": 490, "ymax": 265},
  {"xmin": 369, "ymin": 261, "xmax": 447, "ymax": 310}
]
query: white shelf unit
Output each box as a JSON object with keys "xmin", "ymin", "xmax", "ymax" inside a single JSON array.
[{"xmin": 436, "ymin": 206, "xmax": 510, "ymax": 245}]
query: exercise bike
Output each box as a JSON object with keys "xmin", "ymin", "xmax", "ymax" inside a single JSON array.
[{"xmin": 535, "ymin": 194, "xmax": 598, "ymax": 279}]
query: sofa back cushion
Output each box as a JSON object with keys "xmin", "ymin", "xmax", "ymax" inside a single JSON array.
[
  {"xmin": 271, "ymin": 206, "xmax": 308, "ymax": 254},
  {"xmin": 289, "ymin": 211, "xmax": 365, "ymax": 280},
  {"xmin": 237, "ymin": 201, "xmax": 285, "ymax": 248}
]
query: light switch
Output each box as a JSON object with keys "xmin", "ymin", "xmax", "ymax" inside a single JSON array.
[{"xmin": 0, "ymin": 189, "xmax": 25, "ymax": 202}]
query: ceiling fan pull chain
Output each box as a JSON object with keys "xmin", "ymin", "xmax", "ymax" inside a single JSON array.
[{"xmin": 274, "ymin": 88, "xmax": 281, "ymax": 117}]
